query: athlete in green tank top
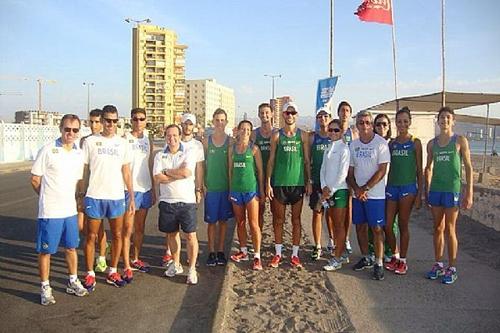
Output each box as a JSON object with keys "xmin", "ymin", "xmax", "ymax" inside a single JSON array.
[
  {"xmin": 430, "ymin": 135, "xmax": 461, "ymax": 193},
  {"xmin": 310, "ymin": 132, "xmax": 331, "ymax": 187},
  {"xmin": 387, "ymin": 136, "xmax": 417, "ymax": 186},
  {"xmin": 231, "ymin": 143, "xmax": 257, "ymax": 192},
  {"xmin": 272, "ymin": 128, "xmax": 304, "ymax": 186},
  {"xmin": 205, "ymin": 135, "xmax": 229, "ymax": 192},
  {"xmin": 254, "ymin": 130, "xmax": 271, "ymax": 171}
]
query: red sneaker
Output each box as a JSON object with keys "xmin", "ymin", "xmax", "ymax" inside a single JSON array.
[
  {"xmin": 122, "ymin": 268, "xmax": 133, "ymax": 284},
  {"xmin": 106, "ymin": 272, "xmax": 126, "ymax": 288},
  {"xmin": 83, "ymin": 274, "xmax": 96, "ymax": 292},
  {"xmin": 384, "ymin": 257, "xmax": 398, "ymax": 271},
  {"xmin": 162, "ymin": 254, "xmax": 173, "ymax": 267},
  {"xmin": 290, "ymin": 255, "xmax": 303, "ymax": 269},
  {"xmin": 252, "ymin": 258, "xmax": 263, "ymax": 271},
  {"xmin": 230, "ymin": 251, "xmax": 249, "ymax": 263},
  {"xmin": 395, "ymin": 260, "xmax": 408, "ymax": 275},
  {"xmin": 268, "ymin": 254, "xmax": 281, "ymax": 268}
]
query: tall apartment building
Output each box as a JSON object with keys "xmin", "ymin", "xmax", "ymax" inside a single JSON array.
[
  {"xmin": 270, "ymin": 96, "xmax": 293, "ymax": 128},
  {"xmin": 132, "ymin": 24, "xmax": 187, "ymax": 128},
  {"xmin": 185, "ymin": 79, "xmax": 236, "ymax": 129},
  {"xmin": 14, "ymin": 110, "xmax": 63, "ymax": 126}
]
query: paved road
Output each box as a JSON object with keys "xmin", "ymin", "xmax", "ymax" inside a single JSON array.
[{"xmin": 0, "ymin": 170, "xmax": 234, "ymax": 332}]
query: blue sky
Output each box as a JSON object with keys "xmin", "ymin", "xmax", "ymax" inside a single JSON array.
[{"xmin": 1, "ymin": 0, "xmax": 499, "ymax": 122}]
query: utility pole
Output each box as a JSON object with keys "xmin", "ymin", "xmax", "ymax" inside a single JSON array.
[
  {"xmin": 264, "ymin": 74, "xmax": 282, "ymax": 99},
  {"xmin": 83, "ymin": 82, "xmax": 95, "ymax": 114}
]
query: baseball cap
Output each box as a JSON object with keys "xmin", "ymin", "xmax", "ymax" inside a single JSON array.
[
  {"xmin": 282, "ymin": 102, "xmax": 299, "ymax": 113},
  {"xmin": 181, "ymin": 113, "xmax": 196, "ymax": 124},
  {"xmin": 316, "ymin": 107, "xmax": 331, "ymax": 116}
]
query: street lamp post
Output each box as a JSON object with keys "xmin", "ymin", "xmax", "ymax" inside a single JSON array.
[
  {"xmin": 125, "ymin": 18, "xmax": 151, "ymax": 26},
  {"xmin": 83, "ymin": 82, "xmax": 94, "ymax": 115},
  {"xmin": 264, "ymin": 74, "xmax": 282, "ymax": 99}
]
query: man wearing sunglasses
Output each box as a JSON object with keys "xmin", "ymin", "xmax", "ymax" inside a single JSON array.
[
  {"xmin": 121, "ymin": 108, "xmax": 156, "ymax": 282},
  {"xmin": 81, "ymin": 105, "xmax": 135, "ymax": 290},
  {"xmin": 347, "ymin": 111, "xmax": 390, "ymax": 281},
  {"xmin": 266, "ymin": 102, "xmax": 312, "ymax": 269},
  {"xmin": 31, "ymin": 114, "xmax": 89, "ymax": 305}
]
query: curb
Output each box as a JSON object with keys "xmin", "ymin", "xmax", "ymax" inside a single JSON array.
[{"xmin": 0, "ymin": 162, "xmax": 33, "ymax": 175}]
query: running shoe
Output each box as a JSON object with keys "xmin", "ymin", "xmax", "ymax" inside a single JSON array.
[
  {"xmin": 83, "ymin": 274, "xmax": 96, "ymax": 292},
  {"xmin": 216, "ymin": 252, "xmax": 227, "ymax": 266},
  {"xmin": 165, "ymin": 262, "xmax": 183, "ymax": 278},
  {"xmin": 384, "ymin": 257, "xmax": 398, "ymax": 271},
  {"xmin": 395, "ymin": 261, "xmax": 408, "ymax": 275},
  {"xmin": 311, "ymin": 247, "xmax": 322, "ymax": 261},
  {"xmin": 384, "ymin": 254, "xmax": 392, "ymax": 263},
  {"xmin": 106, "ymin": 272, "xmax": 126, "ymax": 288},
  {"xmin": 345, "ymin": 240, "xmax": 353, "ymax": 254},
  {"xmin": 206, "ymin": 252, "xmax": 217, "ymax": 267},
  {"xmin": 268, "ymin": 254, "xmax": 281, "ymax": 268},
  {"xmin": 230, "ymin": 251, "xmax": 249, "ymax": 263},
  {"xmin": 132, "ymin": 259, "xmax": 150, "ymax": 273},
  {"xmin": 442, "ymin": 267, "xmax": 458, "ymax": 284},
  {"xmin": 66, "ymin": 279, "xmax": 89, "ymax": 297},
  {"xmin": 372, "ymin": 264, "xmax": 385, "ymax": 281},
  {"xmin": 290, "ymin": 256, "xmax": 303, "ymax": 269},
  {"xmin": 340, "ymin": 253, "xmax": 350, "ymax": 264},
  {"xmin": 353, "ymin": 257, "xmax": 374, "ymax": 271},
  {"xmin": 122, "ymin": 268, "xmax": 133, "ymax": 284},
  {"xmin": 162, "ymin": 254, "xmax": 173, "ymax": 267},
  {"xmin": 323, "ymin": 257, "xmax": 342, "ymax": 271},
  {"xmin": 327, "ymin": 239, "xmax": 336, "ymax": 254},
  {"xmin": 95, "ymin": 257, "xmax": 108, "ymax": 273},
  {"xmin": 186, "ymin": 268, "xmax": 198, "ymax": 285},
  {"xmin": 252, "ymin": 258, "xmax": 263, "ymax": 271},
  {"xmin": 41, "ymin": 285, "xmax": 56, "ymax": 306},
  {"xmin": 426, "ymin": 263, "xmax": 445, "ymax": 280}
]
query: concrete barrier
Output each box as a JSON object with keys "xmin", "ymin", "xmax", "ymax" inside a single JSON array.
[{"xmin": 462, "ymin": 184, "xmax": 500, "ymax": 231}]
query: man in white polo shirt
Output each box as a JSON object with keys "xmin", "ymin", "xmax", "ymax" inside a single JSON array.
[
  {"xmin": 31, "ymin": 114, "xmax": 89, "ymax": 305},
  {"xmin": 82, "ymin": 105, "xmax": 135, "ymax": 290},
  {"xmin": 154, "ymin": 124, "xmax": 199, "ymax": 285}
]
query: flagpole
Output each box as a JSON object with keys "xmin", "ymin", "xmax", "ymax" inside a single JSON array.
[
  {"xmin": 329, "ymin": 0, "xmax": 334, "ymax": 77},
  {"xmin": 441, "ymin": 0, "xmax": 446, "ymax": 107},
  {"xmin": 390, "ymin": 0, "xmax": 399, "ymax": 112}
]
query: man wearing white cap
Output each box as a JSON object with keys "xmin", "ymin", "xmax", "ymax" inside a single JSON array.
[{"xmin": 266, "ymin": 102, "xmax": 312, "ymax": 269}]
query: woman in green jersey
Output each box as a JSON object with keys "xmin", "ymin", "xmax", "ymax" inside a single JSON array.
[
  {"xmin": 425, "ymin": 107, "xmax": 473, "ymax": 284},
  {"xmin": 228, "ymin": 120, "xmax": 265, "ymax": 270},
  {"xmin": 384, "ymin": 107, "xmax": 423, "ymax": 275}
]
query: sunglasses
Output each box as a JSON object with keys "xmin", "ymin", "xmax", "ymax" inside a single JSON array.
[
  {"xmin": 316, "ymin": 114, "xmax": 329, "ymax": 119},
  {"xmin": 328, "ymin": 128, "xmax": 341, "ymax": 133},
  {"xmin": 132, "ymin": 117, "xmax": 146, "ymax": 122},
  {"xmin": 357, "ymin": 120, "xmax": 372, "ymax": 126},
  {"xmin": 284, "ymin": 111, "xmax": 297, "ymax": 116},
  {"xmin": 63, "ymin": 127, "xmax": 80, "ymax": 133},
  {"xmin": 104, "ymin": 118, "xmax": 119, "ymax": 124},
  {"xmin": 375, "ymin": 122, "xmax": 388, "ymax": 127}
]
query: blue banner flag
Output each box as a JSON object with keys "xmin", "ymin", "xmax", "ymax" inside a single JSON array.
[{"xmin": 315, "ymin": 76, "xmax": 339, "ymax": 111}]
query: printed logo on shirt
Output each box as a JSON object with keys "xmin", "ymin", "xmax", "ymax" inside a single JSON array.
[
  {"xmin": 51, "ymin": 148, "xmax": 59, "ymax": 154},
  {"xmin": 96, "ymin": 141, "xmax": 102, "ymax": 146}
]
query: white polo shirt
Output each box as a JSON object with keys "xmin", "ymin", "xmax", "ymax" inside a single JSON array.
[
  {"xmin": 125, "ymin": 132, "xmax": 152, "ymax": 193},
  {"xmin": 31, "ymin": 138, "xmax": 84, "ymax": 218},
  {"xmin": 83, "ymin": 133, "xmax": 132, "ymax": 200},
  {"xmin": 182, "ymin": 137, "xmax": 205, "ymax": 163},
  {"xmin": 349, "ymin": 134, "xmax": 390, "ymax": 199},
  {"xmin": 153, "ymin": 143, "xmax": 196, "ymax": 204}
]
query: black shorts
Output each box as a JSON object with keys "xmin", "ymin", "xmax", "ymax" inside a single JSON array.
[
  {"xmin": 273, "ymin": 186, "xmax": 305, "ymax": 205},
  {"xmin": 158, "ymin": 201, "xmax": 197, "ymax": 234},
  {"xmin": 308, "ymin": 185, "xmax": 323, "ymax": 210}
]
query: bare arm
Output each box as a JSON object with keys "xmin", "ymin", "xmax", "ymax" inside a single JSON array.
[
  {"xmin": 148, "ymin": 135, "xmax": 157, "ymax": 205},
  {"xmin": 122, "ymin": 163, "xmax": 135, "ymax": 213},
  {"xmin": 302, "ymin": 130, "xmax": 312, "ymax": 195},
  {"xmin": 227, "ymin": 144, "xmax": 233, "ymax": 190},
  {"xmin": 459, "ymin": 135, "xmax": 473, "ymax": 209},
  {"xmin": 424, "ymin": 140, "xmax": 434, "ymax": 207},
  {"xmin": 414, "ymin": 138, "xmax": 424, "ymax": 209},
  {"xmin": 253, "ymin": 145, "xmax": 265, "ymax": 200},
  {"xmin": 31, "ymin": 175, "xmax": 41, "ymax": 195},
  {"xmin": 363, "ymin": 163, "xmax": 388, "ymax": 192},
  {"xmin": 266, "ymin": 132, "xmax": 279, "ymax": 199}
]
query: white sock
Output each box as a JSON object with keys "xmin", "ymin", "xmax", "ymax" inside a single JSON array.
[
  {"xmin": 109, "ymin": 267, "xmax": 117, "ymax": 274},
  {"xmin": 166, "ymin": 249, "xmax": 171, "ymax": 256},
  {"xmin": 394, "ymin": 253, "xmax": 400, "ymax": 259},
  {"xmin": 87, "ymin": 271, "xmax": 95, "ymax": 277},
  {"xmin": 69, "ymin": 275, "xmax": 78, "ymax": 283},
  {"xmin": 275, "ymin": 244, "xmax": 282, "ymax": 256},
  {"xmin": 41, "ymin": 280, "xmax": 50, "ymax": 288},
  {"xmin": 254, "ymin": 252, "xmax": 260, "ymax": 259},
  {"xmin": 98, "ymin": 256, "xmax": 106, "ymax": 262},
  {"xmin": 292, "ymin": 245, "xmax": 299, "ymax": 257},
  {"xmin": 400, "ymin": 257, "xmax": 407, "ymax": 263},
  {"xmin": 376, "ymin": 258, "xmax": 383, "ymax": 266},
  {"xmin": 436, "ymin": 261, "xmax": 444, "ymax": 268},
  {"xmin": 315, "ymin": 243, "xmax": 321, "ymax": 250},
  {"xmin": 241, "ymin": 247, "xmax": 248, "ymax": 255},
  {"xmin": 345, "ymin": 240, "xmax": 351, "ymax": 247},
  {"xmin": 328, "ymin": 238, "xmax": 334, "ymax": 247}
]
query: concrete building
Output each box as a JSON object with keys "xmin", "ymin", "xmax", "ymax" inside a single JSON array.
[
  {"xmin": 132, "ymin": 24, "xmax": 187, "ymax": 129},
  {"xmin": 270, "ymin": 96, "xmax": 293, "ymax": 128},
  {"xmin": 185, "ymin": 79, "xmax": 236, "ymax": 129},
  {"xmin": 14, "ymin": 110, "xmax": 63, "ymax": 126}
]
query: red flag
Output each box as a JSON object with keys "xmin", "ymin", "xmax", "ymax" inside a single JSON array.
[{"xmin": 355, "ymin": 0, "xmax": 393, "ymax": 25}]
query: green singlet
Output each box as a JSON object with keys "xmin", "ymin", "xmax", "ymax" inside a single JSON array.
[
  {"xmin": 272, "ymin": 128, "xmax": 304, "ymax": 187},
  {"xmin": 205, "ymin": 135, "xmax": 229, "ymax": 192},
  {"xmin": 430, "ymin": 134, "xmax": 462, "ymax": 193},
  {"xmin": 254, "ymin": 128, "xmax": 271, "ymax": 171},
  {"xmin": 231, "ymin": 143, "xmax": 257, "ymax": 192},
  {"xmin": 387, "ymin": 136, "xmax": 417, "ymax": 186},
  {"xmin": 311, "ymin": 132, "xmax": 331, "ymax": 186}
]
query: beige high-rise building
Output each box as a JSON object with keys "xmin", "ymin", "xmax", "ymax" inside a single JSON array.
[
  {"xmin": 185, "ymin": 79, "xmax": 235, "ymax": 129},
  {"xmin": 270, "ymin": 96, "xmax": 293, "ymax": 128},
  {"xmin": 132, "ymin": 24, "xmax": 187, "ymax": 129}
]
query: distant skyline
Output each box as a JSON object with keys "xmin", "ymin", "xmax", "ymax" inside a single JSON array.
[{"xmin": 1, "ymin": 0, "xmax": 499, "ymax": 122}]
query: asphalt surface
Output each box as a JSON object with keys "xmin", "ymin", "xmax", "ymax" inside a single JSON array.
[{"xmin": 0, "ymin": 170, "xmax": 234, "ymax": 332}]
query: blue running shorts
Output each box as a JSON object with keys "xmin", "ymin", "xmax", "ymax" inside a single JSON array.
[
  {"xmin": 230, "ymin": 191, "xmax": 258, "ymax": 206},
  {"xmin": 428, "ymin": 191, "xmax": 460, "ymax": 208},
  {"xmin": 125, "ymin": 190, "xmax": 153, "ymax": 210},
  {"xmin": 386, "ymin": 184, "xmax": 418, "ymax": 201},
  {"xmin": 36, "ymin": 215, "xmax": 79, "ymax": 254},
  {"xmin": 85, "ymin": 197, "xmax": 126, "ymax": 219},
  {"xmin": 204, "ymin": 191, "xmax": 234, "ymax": 223},
  {"xmin": 352, "ymin": 198, "xmax": 386, "ymax": 227}
]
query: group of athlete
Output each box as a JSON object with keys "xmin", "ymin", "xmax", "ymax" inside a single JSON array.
[{"xmin": 31, "ymin": 99, "xmax": 473, "ymax": 306}]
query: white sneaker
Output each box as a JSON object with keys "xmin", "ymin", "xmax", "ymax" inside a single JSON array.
[
  {"xmin": 323, "ymin": 257, "xmax": 342, "ymax": 271},
  {"xmin": 345, "ymin": 240, "xmax": 352, "ymax": 254},
  {"xmin": 164, "ymin": 262, "xmax": 183, "ymax": 278},
  {"xmin": 41, "ymin": 285, "xmax": 56, "ymax": 306},
  {"xmin": 66, "ymin": 279, "xmax": 89, "ymax": 297},
  {"xmin": 186, "ymin": 268, "xmax": 198, "ymax": 285}
]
